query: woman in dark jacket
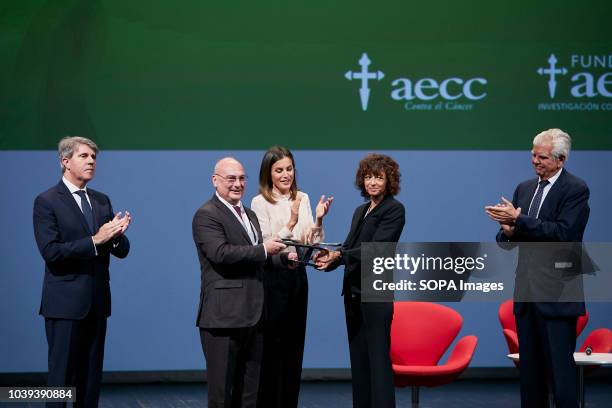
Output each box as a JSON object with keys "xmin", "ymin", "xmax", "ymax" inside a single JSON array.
[{"xmin": 315, "ymin": 153, "xmax": 405, "ymax": 408}]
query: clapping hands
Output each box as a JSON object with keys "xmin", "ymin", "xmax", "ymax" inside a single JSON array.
[
  {"xmin": 93, "ymin": 211, "xmax": 132, "ymax": 245},
  {"xmin": 315, "ymin": 195, "xmax": 334, "ymax": 220},
  {"xmin": 485, "ymin": 197, "xmax": 521, "ymax": 225},
  {"xmin": 485, "ymin": 197, "xmax": 520, "ymax": 237}
]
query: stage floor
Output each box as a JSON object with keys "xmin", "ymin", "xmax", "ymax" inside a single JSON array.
[{"xmin": 6, "ymin": 380, "xmax": 612, "ymax": 407}]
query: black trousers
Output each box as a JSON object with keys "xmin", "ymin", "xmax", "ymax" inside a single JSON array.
[
  {"xmin": 344, "ymin": 295, "xmax": 395, "ymax": 408},
  {"xmin": 200, "ymin": 322, "xmax": 263, "ymax": 408},
  {"xmin": 45, "ymin": 310, "xmax": 107, "ymax": 408},
  {"xmin": 258, "ymin": 266, "xmax": 307, "ymax": 408},
  {"xmin": 516, "ymin": 303, "xmax": 578, "ymax": 408}
]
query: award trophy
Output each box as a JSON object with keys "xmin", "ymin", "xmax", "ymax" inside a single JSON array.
[{"xmin": 281, "ymin": 239, "xmax": 342, "ymax": 267}]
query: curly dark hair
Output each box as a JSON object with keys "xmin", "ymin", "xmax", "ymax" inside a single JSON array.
[{"xmin": 355, "ymin": 153, "xmax": 401, "ymax": 198}]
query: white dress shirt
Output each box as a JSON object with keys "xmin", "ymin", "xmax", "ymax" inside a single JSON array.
[
  {"xmin": 62, "ymin": 176, "xmax": 92, "ymax": 212},
  {"xmin": 215, "ymin": 192, "xmax": 259, "ymax": 245},
  {"xmin": 528, "ymin": 168, "xmax": 563, "ymax": 218},
  {"xmin": 62, "ymin": 176, "xmax": 97, "ymax": 253}
]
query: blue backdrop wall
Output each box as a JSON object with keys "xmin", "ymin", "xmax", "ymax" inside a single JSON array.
[{"xmin": 1, "ymin": 150, "xmax": 610, "ymax": 372}]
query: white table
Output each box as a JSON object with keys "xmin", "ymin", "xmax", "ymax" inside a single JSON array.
[{"xmin": 507, "ymin": 352, "xmax": 612, "ymax": 408}]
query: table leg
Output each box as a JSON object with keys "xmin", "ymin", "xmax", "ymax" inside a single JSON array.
[
  {"xmin": 412, "ymin": 386, "xmax": 419, "ymax": 408},
  {"xmin": 579, "ymin": 365, "xmax": 584, "ymax": 408}
]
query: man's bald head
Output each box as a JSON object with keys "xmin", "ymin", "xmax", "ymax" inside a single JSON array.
[
  {"xmin": 212, "ymin": 157, "xmax": 247, "ymax": 205},
  {"xmin": 214, "ymin": 157, "xmax": 243, "ymax": 175}
]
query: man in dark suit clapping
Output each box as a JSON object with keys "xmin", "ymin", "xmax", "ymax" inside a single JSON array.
[
  {"xmin": 33, "ymin": 136, "xmax": 131, "ymax": 407},
  {"xmin": 192, "ymin": 157, "xmax": 286, "ymax": 408},
  {"xmin": 486, "ymin": 129, "xmax": 590, "ymax": 408}
]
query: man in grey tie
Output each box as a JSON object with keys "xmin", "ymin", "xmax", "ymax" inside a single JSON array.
[
  {"xmin": 33, "ymin": 136, "xmax": 131, "ymax": 407},
  {"xmin": 486, "ymin": 129, "xmax": 590, "ymax": 408}
]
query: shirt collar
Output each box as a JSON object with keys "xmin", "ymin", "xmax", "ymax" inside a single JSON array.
[
  {"xmin": 271, "ymin": 189, "xmax": 291, "ymax": 201},
  {"xmin": 539, "ymin": 168, "xmax": 562, "ymax": 187},
  {"xmin": 215, "ymin": 191, "xmax": 243, "ymax": 210},
  {"xmin": 62, "ymin": 176, "xmax": 88, "ymax": 194}
]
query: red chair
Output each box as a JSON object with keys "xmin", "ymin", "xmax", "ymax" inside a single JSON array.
[
  {"xmin": 498, "ymin": 299, "xmax": 589, "ymax": 358},
  {"xmin": 578, "ymin": 328, "xmax": 612, "ymax": 353},
  {"xmin": 390, "ymin": 302, "xmax": 477, "ymax": 407}
]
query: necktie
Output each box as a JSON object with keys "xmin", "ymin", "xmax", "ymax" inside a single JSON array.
[
  {"xmin": 75, "ymin": 190, "xmax": 94, "ymax": 232},
  {"xmin": 233, "ymin": 205, "xmax": 256, "ymax": 244},
  {"xmin": 527, "ymin": 180, "xmax": 550, "ymax": 218}
]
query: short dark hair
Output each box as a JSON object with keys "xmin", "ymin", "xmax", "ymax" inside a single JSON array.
[
  {"xmin": 355, "ymin": 153, "xmax": 401, "ymax": 198},
  {"xmin": 258, "ymin": 146, "xmax": 298, "ymax": 204}
]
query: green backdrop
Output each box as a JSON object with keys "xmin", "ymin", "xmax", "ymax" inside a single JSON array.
[{"xmin": 1, "ymin": 1, "xmax": 611, "ymax": 149}]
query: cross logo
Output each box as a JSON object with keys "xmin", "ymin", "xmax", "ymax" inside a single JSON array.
[
  {"xmin": 345, "ymin": 53, "xmax": 385, "ymax": 111},
  {"xmin": 537, "ymin": 54, "xmax": 568, "ymax": 98}
]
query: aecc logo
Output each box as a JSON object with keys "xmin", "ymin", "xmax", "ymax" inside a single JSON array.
[{"xmin": 344, "ymin": 52, "xmax": 487, "ymax": 111}]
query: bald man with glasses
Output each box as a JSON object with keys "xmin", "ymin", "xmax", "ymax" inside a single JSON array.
[{"xmin": 192, "ymin": 157, "xmax": 285, "ymax": 408}]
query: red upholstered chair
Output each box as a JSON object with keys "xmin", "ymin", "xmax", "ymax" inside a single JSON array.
[
  {"xmin": 498, "ymin": 299, "xmax": 520, "ymax": 355},
  {"xmin": 578, "ymin": 328, "xmax": 612, "ymax": 375},
  {"xmin": 390, "ymin": 302, "xmax": 477, "ymax": 407},
  {"xmin": 498, "ymin": 299, "xmax": 589, "ymax": 363},
  {"xmin": 578, "ymin": 328, "xmax": 612, "ymax": 353}
]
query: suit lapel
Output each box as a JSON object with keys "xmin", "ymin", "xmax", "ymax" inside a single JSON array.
[
  {"xmin": 244, "ymin": 208, "xmax": 262, "ymax": 244},
  {"xmin": 347, "ymin": 195, "xmax": 392, "ymax": 245},
  {"xmin": 520, "ymin": 179, "xmax": 539, "ymax": 215},
  {"xmin": 212, "ymin": 195, "xmax": 253, "ymax": 244},
  {"xmin": 56, "ymin": 181, "xmax": 93, "ymax": 234},
  {"xmin": 367, "ymin": 195, "xmax": 392, "ymax": 217},
  {"xmin": 345, "ymin": 202, "xmax": 370, "ymax": 248},
  {"xmin": 89, "ymin": 190, "xmax": 103, "ymax": 232},
  {"xmin": 538, "ymin": 168, "xmax": 566, "ymax": 219}
]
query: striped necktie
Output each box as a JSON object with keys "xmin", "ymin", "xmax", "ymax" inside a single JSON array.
[{"xmin": 527, "ymin": 180, "xmax": 549, "ymax": 218}]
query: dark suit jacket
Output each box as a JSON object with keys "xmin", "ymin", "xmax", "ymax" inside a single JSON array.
[
  {"xmin": 341, "ymin": 195, "xmax": 405, "ymax": 295},
  {"xmin": 33, "ymin": 181, "xmax": 130, "ymax": 319},
  {"xmin": 192, "ymin": 195, "xmax": 267, "ymax": 329},
  {"xmin": 496, "ymin": 168, "xmax": 590, "ymax": 317}
]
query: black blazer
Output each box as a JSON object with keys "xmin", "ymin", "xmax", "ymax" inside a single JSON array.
[
  {"xmin": 33, "ymin": 181, "xmax": 130, "ymax": 319},
  {"xmin": 192, "ymin": 195, "xmax": 267, "ymax": 329},
  {"xmin": 340, "ymin": 195, "xmax": 405, "ymax": 295},
  {"xmin": 496, "ymin": 168, "xmax": 590, "ymax": 317}
]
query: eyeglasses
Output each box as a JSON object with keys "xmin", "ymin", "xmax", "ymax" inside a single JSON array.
[{"xmin": 214, "ymin": 174, "xmax": 248, "ymax": 184}]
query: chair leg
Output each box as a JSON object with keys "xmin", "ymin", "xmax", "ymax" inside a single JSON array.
[
  {"xmin": 411, "ymin": 386, "xmax": 420, "ymax": 408},
  {"xmin": 579, "ymin": 366, "xmax": 584, "ymax": 408}
]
